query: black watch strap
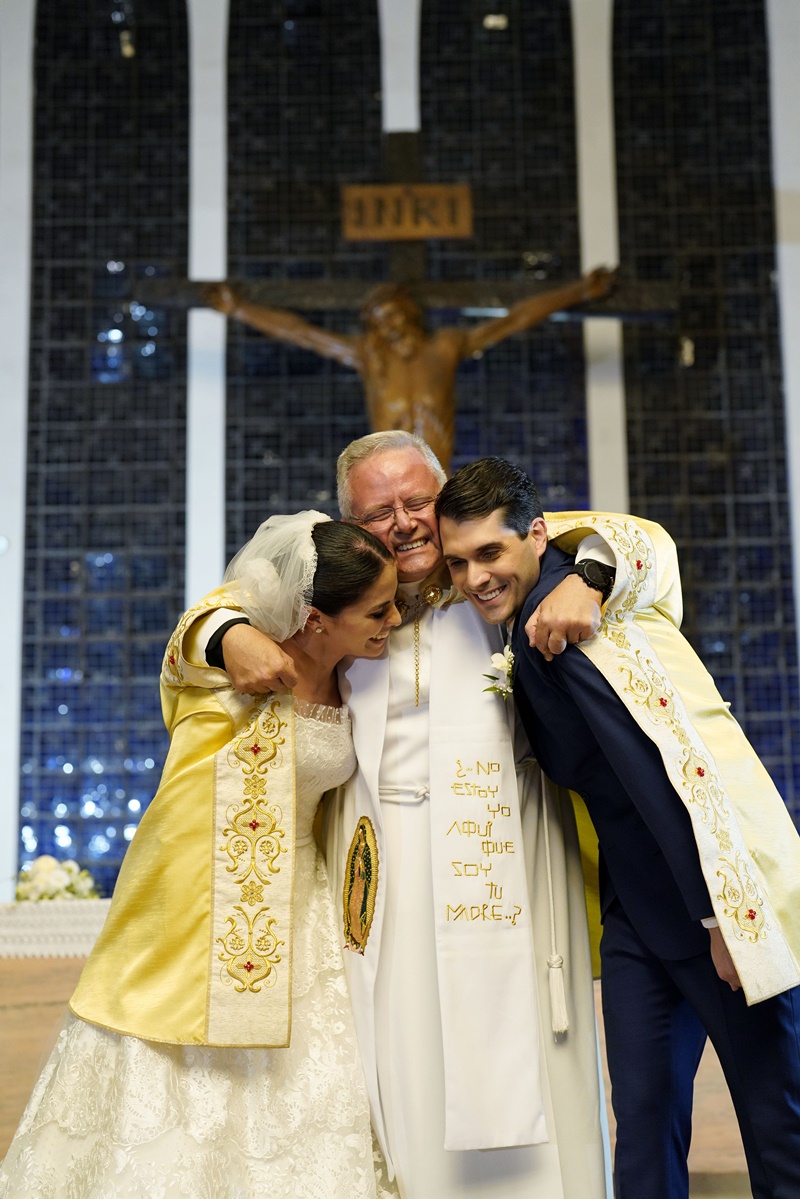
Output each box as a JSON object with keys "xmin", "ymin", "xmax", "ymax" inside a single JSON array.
[{"xmin": 569, "ymin": 558, "xmax": 615, "ymax": 604}]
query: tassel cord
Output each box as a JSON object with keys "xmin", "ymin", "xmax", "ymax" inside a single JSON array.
[{"xmin": 541, "ymin": 781, "xmax": 569, "ymax": 1037}]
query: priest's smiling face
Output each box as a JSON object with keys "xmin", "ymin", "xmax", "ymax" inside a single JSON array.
[
  {"xmin": 347, "ymin": 448, "xmax": 443, "ymax": 584},
  {"xmin": 440, "ymin": 509, "xmax": 548, "ymax": 625}
]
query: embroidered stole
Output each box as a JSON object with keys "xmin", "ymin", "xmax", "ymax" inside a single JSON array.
[
  {"xmin": 427, "ymin": 603, "xmax": 547, "ymax": 1149},
  {"xmin": 345, "ymin": 602, "xmax": 547, "ymax": 1151},
  {"xmin": 207, "ymin": 692, "xmax": 297, "ymax": 1046},
  {"xmin": 546, "ymin": 511, "xmax": 800, "ymax": 1003}
]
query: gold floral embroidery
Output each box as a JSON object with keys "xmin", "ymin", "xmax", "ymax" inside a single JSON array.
[
  {"xmin": 546, "ymin": 515, "xmax": 652, "ymax": 652},
  {"xmin": 618, "ymin": 650, "xmax": 737, "ymax": 852},
  {"xmin": 607, "ymin": 627, "xmax": 630, "ymax": 651},
  {"xmin": 222, "ymin": 701, "xmax": 288, "ymax": 898},
  {"xmin": 612, "ymin": 522, "xmax": 653, "ymax": 606},
  {"xmin": 618, "ymin": 654, "xmax": 676, "ymax": 723},
  {"xmin": 547, "ymin": 514, "xmax": 772, "ymax": 948},
  {"xmin": 213, "ymin": 700, "xmax": 291, "ymax": 999},
  {"xmin": 716, "ymin": 854, "xmax": 766, "ymax": 941},
  {"xmin": 240, "ymin": 881, "xmax": 264, "ymax": 906},
  {"xmin": 600, "ymin": 521, "xmax": 653, "ymax": 649},
  {"xmin": 162, "ymin": 588, "xmax": 241, "ymax": 687},
  {"xmin": 616, "ymin": 647, "xmax": 765, "ymax": 937},
  {"xmin": 216, "ymin": 904, "xmax": 283, "ymax": 991},
  {"xmin": 679, "ymin": 748, "xmax": 733, "ymax": 852}
]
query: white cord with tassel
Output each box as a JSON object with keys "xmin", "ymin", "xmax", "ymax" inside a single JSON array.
[{"xmin": 541, "ymin": 779, "xmax": 569, "ymax": 1036}]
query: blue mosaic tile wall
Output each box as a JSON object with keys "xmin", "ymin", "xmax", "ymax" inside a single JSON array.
[
  {"xmin": 225, "ymin": 0, "xmax": 386, "ymax": 551},
  {"xmin": 614, "ymin": 0, "xmax": 800, "ymax": 819},
  {"xmin": 421, "ymin": 0, "xmax": 587, "ymax": 506},
  {"xmin": 19, "ymin": 0, "xmax": 798, "ymax": 894},
  {"xmin": 20, "ymin": 0, "xmax": 189, "ymax": 894},
  {"xmin": 224, "ymin": 0, "xmax": 585, "ymax": 557}
]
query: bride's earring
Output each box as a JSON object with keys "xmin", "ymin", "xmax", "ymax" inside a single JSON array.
[{"xmin": 314, "ymin": 627, "xmax": 323, "ymax": 634}]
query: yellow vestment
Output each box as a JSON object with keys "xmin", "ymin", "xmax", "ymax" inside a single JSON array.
[
  {"xmin": 547, "ymin": 512, "xmax": 800, "ymax": 1003},
  {"xmin": 71, "ymin": 588, "xmax": 301, "ymax": 1046}
]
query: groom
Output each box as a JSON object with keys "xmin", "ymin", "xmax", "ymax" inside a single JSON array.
[{"xmin": 436, "ymin": 455, "xmax": 800, "ymax": 1199}]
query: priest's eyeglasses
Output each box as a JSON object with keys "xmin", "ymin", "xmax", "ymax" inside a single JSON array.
[{"xmin": 356, "ymin": 495, "xmax": 437, "ymax": 529}]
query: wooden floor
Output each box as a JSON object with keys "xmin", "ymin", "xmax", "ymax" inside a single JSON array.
[
  {"xmin": 1, "ymin": 960, "xmax": 750, "ymax": 1195},
  {"xmin": 0, "ymin": 955, "xmax": 86, "ymax": 1158}
]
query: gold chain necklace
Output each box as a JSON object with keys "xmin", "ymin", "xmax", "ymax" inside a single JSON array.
[{"xmin": 395, "ymin": 584, "xmax": 443, "ymax": 707}]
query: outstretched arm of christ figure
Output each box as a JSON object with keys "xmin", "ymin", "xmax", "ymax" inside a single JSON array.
[
  {"xmin": 203, "ymin": 283, "xmax": 364, "ymax": 370},
  {"xmin": 458, "ymin": 266, "xmax": 617, "ymax": 358}
]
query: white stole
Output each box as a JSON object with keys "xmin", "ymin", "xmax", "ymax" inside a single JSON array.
[
  {"xmin": 428, "ymin": 604, "xmax": 546, "ymax": 1149},
  {"xmin": 344, "ymin": 601, "xmax": 546, "ymax": 1152}
]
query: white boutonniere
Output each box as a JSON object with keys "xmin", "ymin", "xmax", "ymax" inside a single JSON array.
[{"xmin": 483, "ymin": 645, "xmax": 514, "ymax": 700}]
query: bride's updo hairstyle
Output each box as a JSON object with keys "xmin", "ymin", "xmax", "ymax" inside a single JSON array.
[
  {"xmin": 225, "ymin": 511, "xmax": 394, "ymax": 642},
  {"xmin": 309, "ymin": 521, "xmax": 393, "ymax": 616}
]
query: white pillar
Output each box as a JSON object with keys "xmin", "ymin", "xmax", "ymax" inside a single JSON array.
[
  {"xmin": 377, "ymin": 0, "xmax": 422, "ymax": 132},
  {"xmin": 185, "ymin": 0, "xmax": 229, "ymax": 604},
  {"xmin": 0, "ymin": 0, "xmax": 35, "ymax": 901},
  {"xmin": 766, "ymin": 0, "xmax": 800, "ymax": 638},
  {"xmin": 571, "ymin": 0, "xmax": 628, "ymax": 514}
]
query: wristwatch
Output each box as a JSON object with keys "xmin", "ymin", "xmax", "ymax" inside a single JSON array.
[{"xmin": 569, "ymin": 558, "xmax": 615, "ymax": 605}]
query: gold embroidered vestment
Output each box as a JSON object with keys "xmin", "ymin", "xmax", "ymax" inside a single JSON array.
[
  {"xmin": 70, "ymin": 588, "xmax": 299, "ymax": 1046},
  {"xmin": 546, "ymin": 512, "xmax": 800, "ymax": 1004}
]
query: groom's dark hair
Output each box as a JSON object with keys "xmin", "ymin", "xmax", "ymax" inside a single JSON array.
[{"xmin": 435, "ymin": 457, "xmax": 543, "ymax": 537}]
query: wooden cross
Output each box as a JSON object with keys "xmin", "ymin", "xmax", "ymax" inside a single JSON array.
[
  {"xmin": 134, "ymin": 131, "xmax": 674, "ymax": 471},
  {"xmin": 138, "ymin": 131, "xmax": 674, "ymax": 321}
]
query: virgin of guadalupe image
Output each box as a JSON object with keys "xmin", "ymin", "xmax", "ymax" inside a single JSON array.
[{"xmin": 343, "ymin": 818, "xmax": 377, "ymax": 954}]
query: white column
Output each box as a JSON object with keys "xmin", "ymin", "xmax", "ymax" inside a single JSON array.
[
  {"xmin": 0, "ymin": 0, "xmax": 35, "ymax": 901},
  {"xmin": 378, "ymin": 0, "xmax": 422, "ymax": 131},
  {"xmin": 766, "ymin": 0, "xmax": 800, "ymax": 637},
  {"xmin": 571, "ymin": 0, "xmax": 628, "ymax": 513},
  {"xmin": 185, "ymin": 0, "xmax": 229, "ymax": 604}
]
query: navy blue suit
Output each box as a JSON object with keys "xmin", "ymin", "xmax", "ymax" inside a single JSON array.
[{"xmin": 511, "ymin": 544, "xmax": 800, "ymax": 1199}]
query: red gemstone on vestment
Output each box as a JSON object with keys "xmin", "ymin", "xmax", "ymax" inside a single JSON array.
[
  {"xmin": 697, "ymin": 767, "xmax": 705, "ymax": 777},
  {"xmin": 251, "ymin": 744, "xmax": 261, "ymax": 755},
  {"xmin": 249, "ymin": 820, "xmax": 259, "ymax": 831},
  {"xmin": 748, "ymin": 909, "xmax": 756, "ymax": 921},
  {"xmin": 659, "ymin": 697, "xmax": 668, "ymax": 707},
  {"xmin": 169, "ymin": 654, "xmax": 175, "ymax": 665},
  {"xmin": 636, "ymin": 560, "xmax": 643, "ymax": 570},
  {"xmin": 244, "ymin": 960, "xmax": 254, "ymax": 972}
]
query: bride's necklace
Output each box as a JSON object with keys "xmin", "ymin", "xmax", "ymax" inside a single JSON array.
[{"xmin": 395, "ymin": 583, "xmax": 444, "ymax": 707}]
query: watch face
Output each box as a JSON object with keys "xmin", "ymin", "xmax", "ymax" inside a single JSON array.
[
  {"xmin": 583, "ymin": 559, "xmax": 606, "ymax": 587},
  {"xmin": 573, "ymin": 557, "xmax": 613, "ymax": 600}
]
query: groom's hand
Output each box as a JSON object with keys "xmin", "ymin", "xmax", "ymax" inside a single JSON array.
[
  {"xmin": 708, "ymin": 926, "xmax": 742, "ymax": 991},
  {"xmin": 525, "ymin": 575, "xmax": 603, "ymax": 661},
  {"xmin": 220, "ymin": 623, "xmax": 299, "ymax": 693}
]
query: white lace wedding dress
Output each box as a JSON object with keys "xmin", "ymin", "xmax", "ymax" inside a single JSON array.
[{"xmin": 0, "ymin": 701, "xmax": 398, "ymax": 1199}]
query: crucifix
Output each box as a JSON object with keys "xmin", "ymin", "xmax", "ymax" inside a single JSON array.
[
  {"xmin": 200, "ymin": 263, "xmax": 619, "ymax": 475},
  {"xmin": 137, "ymin": 32, "xmax": 675, "ymax": 475},
  {"xmin": 193, "ymin": 130, "xmax": 673, "ymax": 472}
]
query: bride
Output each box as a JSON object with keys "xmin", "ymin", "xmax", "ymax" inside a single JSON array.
[{"xmin": 1, "ymin": 512, "xmax": 401, "ymax": 1199}]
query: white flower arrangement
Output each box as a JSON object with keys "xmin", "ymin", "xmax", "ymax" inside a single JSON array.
[
  {"xmin": 16, "ymin": 855, "xmax": 99, "ymax": 902},
  {"xmin": 483, "ymin": 645, "xmax": 514, "ymax": 700}
]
